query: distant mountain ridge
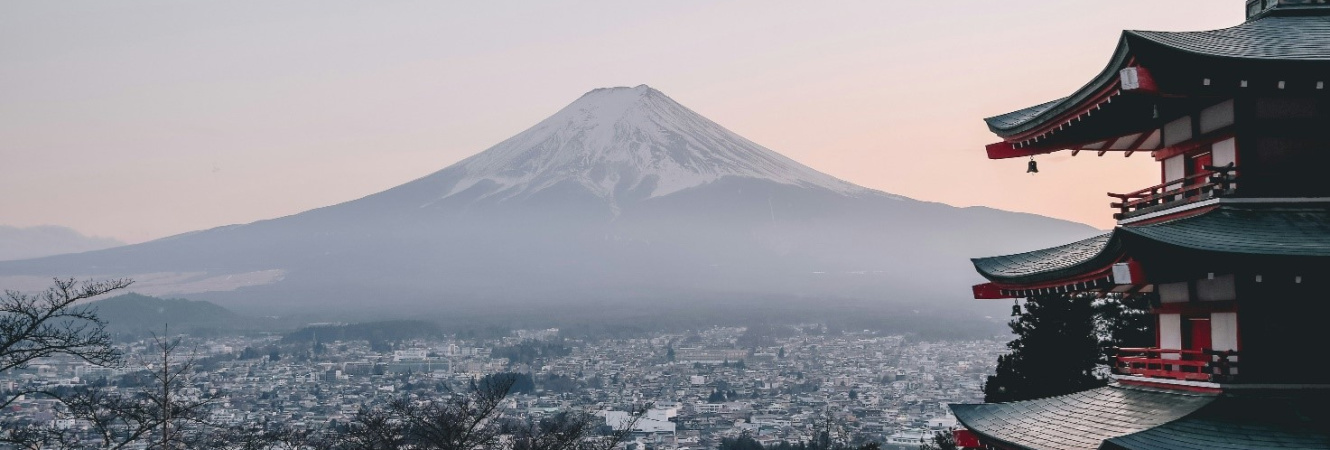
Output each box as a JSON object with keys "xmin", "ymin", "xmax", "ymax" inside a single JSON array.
[
  {"xmin": 0, "ymin": 225, "xmax": 123, "ymax": 262},
  {"xmin": 0, "ymin": 86, "xmax": 1100, "ymax": 319}
]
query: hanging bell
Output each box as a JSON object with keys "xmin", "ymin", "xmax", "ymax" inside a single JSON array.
[
  {"xmin": 1027, "ymin": 158, "xmax": 1039, "ymax": 174},
  {"xmin": 1011, "ymin": 299, "xmax": 1022, "ymax": 316}
]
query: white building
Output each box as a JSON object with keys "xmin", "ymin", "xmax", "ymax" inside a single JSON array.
[{"xmin": 393, "ymin": 349, "xmax": 428, "ymax": 361}]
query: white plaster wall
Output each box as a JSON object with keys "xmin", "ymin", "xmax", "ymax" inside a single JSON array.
[
  {"xmin": 1211, "ymin": 312, "xmax": 1239, "ymax": 353},
  {"xmin": 1212, "ymin": 138, "xmax": 1236, "ymax": 167},
  {"xmin": 1160, "ymin": 313, "xmax": 1182, "ymax": 359},
  {"xmin": 1164, "ymin": 116, "xmax": 1194, "ymax": 147},
  {"xmin": 1164, "ymin": 156, "xmax": 1186, "ymax": 192}
]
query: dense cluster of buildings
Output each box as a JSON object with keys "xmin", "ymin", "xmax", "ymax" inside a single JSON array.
[{"xmin": 2, "ymin": 326, "xmax": 1002, "ymax": 449}]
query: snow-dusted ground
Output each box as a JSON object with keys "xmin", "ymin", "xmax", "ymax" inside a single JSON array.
[{"xmin": 439, "ymin": 85, "xmax": 872, "ymax": 204}]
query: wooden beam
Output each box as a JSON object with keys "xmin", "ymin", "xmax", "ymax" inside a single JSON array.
[{"xmin": 1126, "ymin": 130, "xmax": 1155, "ymax": 150}]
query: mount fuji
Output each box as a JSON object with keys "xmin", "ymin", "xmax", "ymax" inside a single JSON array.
[{"xmin": 0, "ymin": 86, "xmax": 1098, "ymax": 321}]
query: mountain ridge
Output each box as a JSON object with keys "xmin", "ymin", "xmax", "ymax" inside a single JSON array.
[
  {"xmin": 0, "ymin": 86, "xmax": 1099, "ymax": 320},
  {"xmin": 0, "ymin": 225, "xmax": 124, "ymax": 262},
  {"xmin": 413, "ymin": 85, "xmax": 877, "ymax": 211}
]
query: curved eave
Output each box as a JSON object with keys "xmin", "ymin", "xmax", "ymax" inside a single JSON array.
[
  {"xmin": 983, "ymin": 35, "xmax": 1133, "ymax": 138},
  {"xmin": 950, "ymin": 385, "xmax": 1215, "ymax": 450},
  {"xmin": 1119, "ymin": 204, "xmax": 1330, "ymax": 257},
  {"xmin": 972, "ymin": 205, "xmax": 1330, "ymax": 295},
  {"xmin": 985, "ymin": 15, "xmax": 1330, "ymax": 145},
  {"xmin": 1103, "ymin": 392, "xmax": 1330, "ymax": 450},
  {"xmin": 1126, "ymin": 15, "xmax": 1330, "ymax": 62},
  {"xmin": 971, "ymin": 233, "xmax": 1120, "ymax": 285},
  {"xmin": 948, "ymin": 403, "xmax": 1037, "ymax": 450}
]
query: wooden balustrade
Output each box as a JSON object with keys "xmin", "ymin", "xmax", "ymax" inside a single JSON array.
[
  {"xmin": 1113, "ymin": 347, "xmax": 1238, "ymax": 383},
  {"xmin": 1108, "ymin": 164, "xmax": 1236, "ymax": 219}
]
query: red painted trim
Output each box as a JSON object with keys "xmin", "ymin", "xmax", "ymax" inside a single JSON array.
[
  {"xmin": 954, "ymin": 429, "xmax": 982, "ymax": 449},
  {"xmin": 1129, "ymin": 66, "xmax": 1159, "ymax": 94},
  {"xmin": 985, "ymin": 141, "xmax": 1051, "ymax": 160},
  {"xmin": 988, "ymin": 140, "xmax": 1143, "ymax": 159},
  {"xmin": 1122, "ymin": 259, "xmax": 1147, "ymax": 284},
  {"xmin": 1116, "ymin": 378, "xmax": 1222, "ymax": 394},
  {"xmin": 972, "ymin": 283, "xmax": 1008, "ymax": 300}
]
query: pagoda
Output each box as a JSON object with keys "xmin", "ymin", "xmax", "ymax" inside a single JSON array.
[{"xmin": 949, "ymin": 2, "xmax": 1330, "ymax": 449}]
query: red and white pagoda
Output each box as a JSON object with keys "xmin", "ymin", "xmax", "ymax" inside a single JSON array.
[{"xmin": 950, "ymin": 1, "xmax": 1330, "ymax": 448}]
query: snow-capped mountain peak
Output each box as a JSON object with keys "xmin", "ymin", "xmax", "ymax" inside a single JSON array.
[{"xmin": 438, "ymin": 85, "xmax": 870, "ymax": 204}]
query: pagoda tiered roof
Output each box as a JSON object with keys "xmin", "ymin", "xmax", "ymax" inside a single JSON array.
[
  {"xmin": 950, "ymin": 385, "xmax": 1213, "ymax": 450},
  {"xmin": 1129, "ymin": 15, "xmax": 1330, "ymax": 61},
  {"xmin": 1103, "ymin": 392, "xmax": 1330, "ymax": 449},
  {"xmin": 971, "ymin": 203, "xmax": 1330, "ymax": 298},
  {"xmin": 952, "ymin": 385, "xmax": 1330, "ymax": 450},
  {"xmin": 956, "ymin": 4, "xmax": 1330, "ymax": 449},
  {"xmin": 983, "ymin": 13, "xmax": 1330, "ymax": 160},
  {"xmin": 972, "ymin": 233, "xmax": 1116, "ymax": 286}
]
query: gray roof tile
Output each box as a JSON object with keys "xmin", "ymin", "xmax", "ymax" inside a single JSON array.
[
  {"xmin": 1103, "ymin": 392, "xmax": 1330, "ymax": 450},
  {"xmin": 1128, "ymin": 15, "xmax": 1330, "ymax": 61},
  {"xmin": 1121, "ymin": 205, "xmax": 1330, "ymax": 257},
  {"xmin": 950, "ymin": 385, "xmax": 1215, "ymax": 450},
  {"xmin": 986, "ymin": 15, "xmax": 1330, "ymax": 136},
  {"xmin": 971, "ymin": 233, "xmax": 1116, "ymax": 284},
  {"xmin": 973, "ymin": 205, "xmax": 1330, "ymax": 285}
]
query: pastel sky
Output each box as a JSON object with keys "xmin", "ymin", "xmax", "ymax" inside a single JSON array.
[{"xmin": 1, "ymin": 1, "xmax": 1241, "ymax": 243}]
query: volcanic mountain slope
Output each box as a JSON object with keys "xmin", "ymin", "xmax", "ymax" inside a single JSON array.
[{"xmin": 0, "ymin": 86, "xmax": 1099, "ymax": 316}]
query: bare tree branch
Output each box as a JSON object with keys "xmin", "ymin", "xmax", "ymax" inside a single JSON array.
[{"xmin": 0, "ymin": 278, "xmax": 132, "ymax": 409}]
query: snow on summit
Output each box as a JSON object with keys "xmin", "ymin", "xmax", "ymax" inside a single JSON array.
[{"xmin": 439, "ymin": 85, "xmax": 870, "ymax": 203}]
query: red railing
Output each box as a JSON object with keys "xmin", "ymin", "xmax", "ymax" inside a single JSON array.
[
  {"xmin": 1113, "ymin": 347, "xmax": 1238, "ymax": 383},
  {"xmin": 1108, "ymin": 164, "xmax": 1236, "ymax": 219}
]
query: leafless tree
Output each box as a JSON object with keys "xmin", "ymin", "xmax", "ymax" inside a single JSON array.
[
  {"xmin": 1, "ymin": 326, "xmax": 217, "ymax": 450},
  {"xmin": 192, "ymin": 425, "xmax": 329, "ymax": 450},
  {"xmin": 142, "ymin": 328, "xmax": 216, "ymax": 450},
  {"xmin": 511, "ymin": 410, "xmax": 639, "ymax": 450},
  {"xmin": 330, "ymin": 374, "xmax": 513, "ymax": 450},
  {"xmin": 322, "ymin": 373, "xmax": 642, "ymax": 450},
  {"xmin": 0, "ymin": 278, "xmax": 131, "ymax": 408},
  {"xmin": 13, "ymin": 385, "xmax": 161, "ymax": 450}
]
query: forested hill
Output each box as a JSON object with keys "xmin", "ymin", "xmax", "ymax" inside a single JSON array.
[{"xmin": 92, "ymin": 293, "xmax": 246, "ymax": 337}]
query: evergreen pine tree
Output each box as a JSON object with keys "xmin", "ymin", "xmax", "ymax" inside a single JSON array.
[
  {"xmin": 983, "ymin": 293, "xmax": 1104, "ymax": 403},
  {"xmin": 1095, "ymin": 293, "xmax": 1156, "ymax": 366}
]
